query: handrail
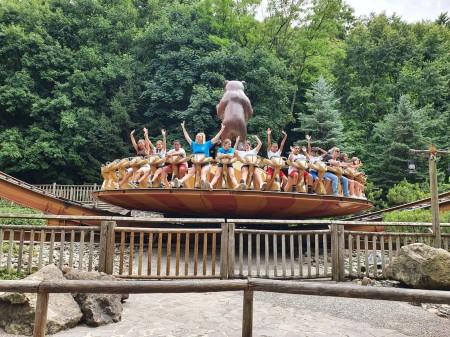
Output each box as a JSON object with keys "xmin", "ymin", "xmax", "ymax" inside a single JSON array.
[{"xmin": 1, "ymin": 278, "xmax": 450, "ymax": 337}]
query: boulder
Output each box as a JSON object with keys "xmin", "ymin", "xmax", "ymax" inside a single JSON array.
[
  {"xmin": 62, "ymin": 268, "xmax": 127, "ymax": 327},
  {"xmin": 386, "ymin": 243, "xmax": 450, "ymax": 290},
  {"xmin": 0, "ymin": 265, "xmax": 82, "ymax": 335}
]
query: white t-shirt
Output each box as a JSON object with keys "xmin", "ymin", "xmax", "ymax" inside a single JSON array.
[
  {"xmin": 237, "ymin": 148, "xmax": 258, "ymax": 158},
  {"xmin": 168, "ymin": 148, "xmax": 186, "ymax": 158},
  {"xmin": 309, "ymin": 154, "xmax": 322, "ymax": 164},
  {"xmin": 267, "ymin": 149, "xmax": 281, "ymax": 169},
  {"xmin": 288, "ymin": 153, "xmax": 306, "ymax": 175}
]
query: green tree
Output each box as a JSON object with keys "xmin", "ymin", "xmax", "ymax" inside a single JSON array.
[
  {"xmin": 370, "ymin": 96, "xmax": 428, "ymax": 192},
  {"xmin": 294, "ymin": 76, "xmax": 344, "ymax": 150}
]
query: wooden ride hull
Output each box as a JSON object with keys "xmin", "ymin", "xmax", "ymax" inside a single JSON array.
[{"xmin": 93, "ymin": 188, "xmax": 373, "ymax": 219}]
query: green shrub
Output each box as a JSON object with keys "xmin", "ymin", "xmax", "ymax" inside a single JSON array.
[
  {"xmin": 0, "ymin": 268, "xmax": 27, "ymax": 280},
  {"xmin": 0, "ymin": 199, "xmax": 46, "ymax": 226},
  {"xmin": 383, "ymin": 209, "xmax": 450, "ymax": 233}
]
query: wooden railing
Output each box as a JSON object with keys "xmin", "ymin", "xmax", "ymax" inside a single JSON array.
[
  {"xmin": 0, "ymin": 215, "xmax": 449, "ymax": 282},
  {"xmin": 1, "ymin": 278, "xmax": 450, "ymax": 337},
  {"xmin": 32, "ymin": 184, "xmax": 99, "ymax": 203}
]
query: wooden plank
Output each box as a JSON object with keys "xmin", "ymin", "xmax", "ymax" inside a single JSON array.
[
  {"xmin": 166, "ymin": 233, "xmax": 172, "ymax": 276},
  {"xmin": 27, "ymin": 229, "xmax": 34, "ymax": 274},
  {"xmin": 380, "ymin": 236, "xmax": 386, "ymax": 278},
  {"xmin": 105, "ymin": 222, "xmax": 116, "ymax": 275},
  {"xmin": 290, "ymin": 234, "xmax": 294, "ymax": 277},
  {"xmin": 147, "ymin": 232, "xmax": 153, "ymax": 276},
  {"xmin": 194, "ymin": 233, "xmax": 199, "ymax": 277},
  {"xmin": 348, "ymin": 234, "xmax": 353, "ymax": 278},
  {"xmin": 338, "ymin": 225, "xmax": 345, "ymax": 281},
  {"xmin": 306, "ymin": 234, "xmax": 311, "ymax": 277},
  {"xmin": 315, "ymin": 233, "xmax": 319, "ymax": 276},
  {"xmin": 256, "ymin": 234, "xmax": 261, "ymax": 277},
  {"xmin": 78, "ymin": 230, "xmax": 85, "ymax": 271},
  {"xmin": 273, "ymin": 234, "xmax": 278, "ymax": 277},
  {"xmin": 323, "ymin": 234, "xmax": 328, "ymax": 277},
  {"xmin": 239, "ymin": 233, "xmax": 243, "ymax": 276},
  {"xmin": 0, "ymin": 229, "xmax": 3, "ymax": 269},
  {"xmin": 176, "ymin": 233, "xmax": 181, "ymax": 276},
  {"xmin": 212, "ymin": 233, "xmax": 216, "ymax": 276},
  {"xmin": 88, "ymin": 230, "xmax": 95, "ymax": 272},
  {"xmin": 298, "ymin": 234, "xmax": 303, "ymax": 278},
  {"xmin": 17, "ymin": 230, "xmax": 24, "ymax": 273},
  {"xmin": 281, "ymin": 234, "xmax": 286, "ymax": 277},
  {"xmin": 264, "ymin": 234, "xmax": 269, "ymax": 277},
  {"xmin": 138, "ymin": 232, "xmax": 144, "ymax": 276},
  {"xmin": 69, "ymin": 230, "xmax": 75, "ymax": 268},
  {"xmin": 49, "ymin": 230, "xmax": 55, "ymax": 264},
  {"xmin": 228, "ymin": 224, "xmax": 235, "ymax": 279},
  {"xmin": 119, "ymin": 231, "xmax": 125, "ymax": 275},
  {"xmin": 202, "ymin": 233, "xmax": 207, "ymax": 276},
  {"xmin": 185, "ymin": 233, "xmax": 190, "ymax": 276},
  {"xmin": 364, "ymin": 235, "xmax": 369, "ymax": 277},
  {"xmin": 247, "ymin": 234, "xmax": 252, "ymax": 277},
  {"xmin": 356, "ymin": 234, "xmax": 361, "ymax": 278},
  {"xmin": 129, "ymin": 231, "xmax": 135, "ymax": 276},
  {"xmin": 7, "ymin": 229, "xmax": 13, "ymax": 272},
  {"xmin": 98, "ymin": 223, "xmax": 108, "ymax": 273},
  {"xmin": 157, "ymin": 232, "xmax": 162, "ymax": 276},
  {"xmin": 220, "ymin": 224, "xmax": 228, "ymax": 279}
]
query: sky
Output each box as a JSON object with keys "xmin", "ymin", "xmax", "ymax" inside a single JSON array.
[{"xmin": 345, "ymin": 0, "xmax": 449, "ymax": 23}]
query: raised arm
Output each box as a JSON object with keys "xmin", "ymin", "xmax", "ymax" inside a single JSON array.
[
  {"xmin": 317, "ymin": 147, "xmax": 328, "ymax": 158},
  {"xmin": 181, "ymin": 121, "xmax": 193, "ymax": 145},
  {"xmin": 211, "ymin": 123, "xmax": 226, "ymax": 144},
  {"xmin": 279, "ymin": 130, "xmax": 288, "ymax": 152},
  {"xmin": 306, "ymin": 135, "xmax": 311, "ymax": 155},
  {"xmin": 143, "ymin": 128, "xmax": 151, "ymax": 154},
  {"xmin": 234, "ymin": 136, "xmax": 240, "ymax": 151},
  {"xmin": 301, "ymin": 146, "xmax": 310, "ymax": 160},
  {"xmin": 161, "ymin": 129, "xmax": 167, "ymax": 152},
  {"xmin": 130, "ymin": 130, "xmax": 138, "ymax": 152},
  {"xmin": 253, "ymin": 135, "xmax": 262, "ymax": 153},
  {"xmin": 267, "ymin": 128, "xmax": 272, "ymax": 150}
]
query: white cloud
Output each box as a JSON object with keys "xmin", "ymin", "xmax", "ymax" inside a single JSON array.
[{"xmin": 345, "ymin": 0, "xmax": 449, "ymax": 23}]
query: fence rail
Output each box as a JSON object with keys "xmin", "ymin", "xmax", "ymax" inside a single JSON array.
[
  {"xmin": 0, "ymin": 215, "xmax": 449, "ymax": 281},
  {"xmin": 1, "ymin": 278, "xmax": 450, "ymax": 337},
  {"xmin": 32, "ymin": 184, "xmax": 99, "ymax": 203}
]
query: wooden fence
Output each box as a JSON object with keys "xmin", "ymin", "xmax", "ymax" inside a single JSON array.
[
  {"xmin": 32, "ymin": 184, "xmax": 99, "ymax": 203},
  {"xmin": 1, "ymin": 215, "xmax": 450, "ymax": 281},
  {"xmin": 1, "ymin": 278, "xmax": 450, "ymax": 337}
]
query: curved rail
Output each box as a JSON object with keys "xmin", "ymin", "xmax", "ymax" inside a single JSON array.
[
  {"xmin": 344, "ymin": 191, "xmax": 450, "ymax": 222},
  {"xmin": 0, "ymin": 171, "xmax": 120, "ymax": 225}
]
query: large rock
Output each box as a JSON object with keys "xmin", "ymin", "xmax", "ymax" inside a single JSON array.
[
  {"xmin": 0, "ymin": 265, "xmax": 82, "ymax": 335},
  {"xmin": 62, "ymin": 268, "xmax": 127, "ymax": 327},
  {"xmin": 386, "ymin": 243, "xmax": 450, "ymax": 290}
]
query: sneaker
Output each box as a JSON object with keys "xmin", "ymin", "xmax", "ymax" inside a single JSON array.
[
  {"xmin": 292, "ymin": 187, "xmax": 297, "ymax": 193},
  {"xmin": 148, "ymin": 181, "xmax": 153, "ymax": 188},
  {"xmin": 159, "ymin": 183, "xmax": 165, "ymax": 188},
  {"xmin": 204, "ymin": 181, "xmax": 213, "ymax": 191},
  {"xmin": 240, "ymin": 179, "xmax": 245, "ymax": 184},
  {"xmin": 173, "ymin": 178, "xmax": 180, "ymax": 188},
  {"xmin": 344, "ymin": 193, "xmax": 350, "ymax": 197},
  {"xmin": 260, "ymin": 182, "xmax": 267, "ymax": 191},
  {"xmin": 200, "ymin": 179, "xmax": 206, "ymax": 190},
  {"xmin": 113, "ymin": 182, "xmax": 120, "ymax": 189},
  {"xmin": 236, "ymin": 183, "xmax": 246, "ymax": 191},
  {"xmin": 129, "ymin": 181, "xmax": 139, "ymax": 188}
]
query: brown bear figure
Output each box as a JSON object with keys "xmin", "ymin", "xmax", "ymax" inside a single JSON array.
[{"xmin": 216, "ymin": 80, "xmax": 253, "ymax": 144}]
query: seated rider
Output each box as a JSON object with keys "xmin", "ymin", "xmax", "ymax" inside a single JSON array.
[
  {"xmin": 265, "ymin": 128, "xmax": 288, "ymax": 188},
  {"xmin": 138, "ymin": 129, "xmax": 166, "ymax": 187},
  {"xmin": 207, "ymin": 139, "xmax": 246, "ymax": 190},
  {"xmin": 234, "ymin": 135, "xmax": 267, "ymax": 191},
  {"xmin": 173, "ymin": 121, "xmax": 225, "ymax": 188},
  {"xmin": 322, "ymin": 147, "xmax": 350, "ymax": 197},
  {"xmin": 285, "ymin": 145, "xmax": 314, "ymax": 193},
  {"xmin": 117, "ymin": 128, "xmax": 150, "ymax": 188},
  {"xmin": 160, "ymin": 139, "xmax": 188, "ymax": 185}
]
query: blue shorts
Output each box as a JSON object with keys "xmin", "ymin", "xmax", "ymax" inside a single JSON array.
[
  {"xmin": 310, "ymin": 170, "xmax": 318, "ymax": 180},
  {"xmin": 218, "ymin": 163, "xmax": 233, "ymax": 168}
]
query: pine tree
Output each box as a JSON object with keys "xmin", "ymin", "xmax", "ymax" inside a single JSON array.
[
  {"xmin": 370, "ymin": 95, "xmax": 428, "ymax": 192},
  {"xmin": 293, "ymin": 76, "xmax": 344, "ymax": 150}
]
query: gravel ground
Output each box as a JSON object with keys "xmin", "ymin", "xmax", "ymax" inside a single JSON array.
[{"xmin": 254, "ymin": 280, "xmax": 450, "ymax": 337}]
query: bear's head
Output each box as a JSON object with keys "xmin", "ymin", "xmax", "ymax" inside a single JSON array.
[{"xmin": 224, "ymin": 80, "xmax": 245, "ymax": 91}]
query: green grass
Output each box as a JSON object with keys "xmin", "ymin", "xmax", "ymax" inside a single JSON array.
[
  {"xmin": 0, "ymin": 199, "xmax": 46, "ymax": 226},
  {"xmin": 0, "ymin": 268, "xmax": 27, "ymax": 280}
]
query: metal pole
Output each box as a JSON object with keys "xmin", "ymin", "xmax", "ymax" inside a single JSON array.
[{"xmin": 429, "ymin": 154, "xmax": 440, "ymax": 248}]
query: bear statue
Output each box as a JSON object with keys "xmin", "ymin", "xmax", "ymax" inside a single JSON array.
[{"xmin": 216, "ymin": 80, "xmax": 253, "ymax": 143}]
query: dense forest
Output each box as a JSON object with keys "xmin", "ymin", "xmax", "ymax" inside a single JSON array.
[{"xmin": 0, "ymin": 0, "xmax": 449, "ymax": 207}]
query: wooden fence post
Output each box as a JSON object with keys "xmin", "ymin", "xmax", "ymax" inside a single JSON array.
[
  {"xmin": 220, "ymin": 223, "xmax": 229, "ymax": 279},
  {"xmin": 429, "ymin": 154, "xmax": 441, "ymax": 248},
  {"xmin": 99, "ymin": 221, "xmax": 116, "ymax": 274},
  {"xmin": 330, "ymin": 224, "xmax": 346, "ymax": 281},
  {"xmin": 338, "ymin": 225, "xmax": 345, "ymax": 282},
  {"xmin": 228, "ymin": 223, "xmax": 235, "ymax": 279},
  {"xmin": 33, "ymin": 291, "xmax": 49, "ymax": 337},
  {"xmin": 242, "ymin": 286, "xmax": 253, "ymax": 337}
]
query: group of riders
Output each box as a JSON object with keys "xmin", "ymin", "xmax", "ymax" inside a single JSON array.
[{"xmin": 106, "ymin": 122, "xmax": 366, "ymax": 199}]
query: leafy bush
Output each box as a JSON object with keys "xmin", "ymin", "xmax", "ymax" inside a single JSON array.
[
  {"xmin": 383, "ymin": 209, "xmax": 450, "ymax": 233},
  {"xmin": 0, "ymin": 199, "xmax": 46, "ymax": 226},
  {"xmin": 386, "ymin": 180, "xmax": 429, "ymax": 206}
]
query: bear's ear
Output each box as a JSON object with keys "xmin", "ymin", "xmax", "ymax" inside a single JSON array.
[
  {"xmin": 241, "ymin": 81, "xmax": 246, "ymax": 84},
  {"xmin": 224, "ymin": 80, "xmax": 229, "ymax": 85}
]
